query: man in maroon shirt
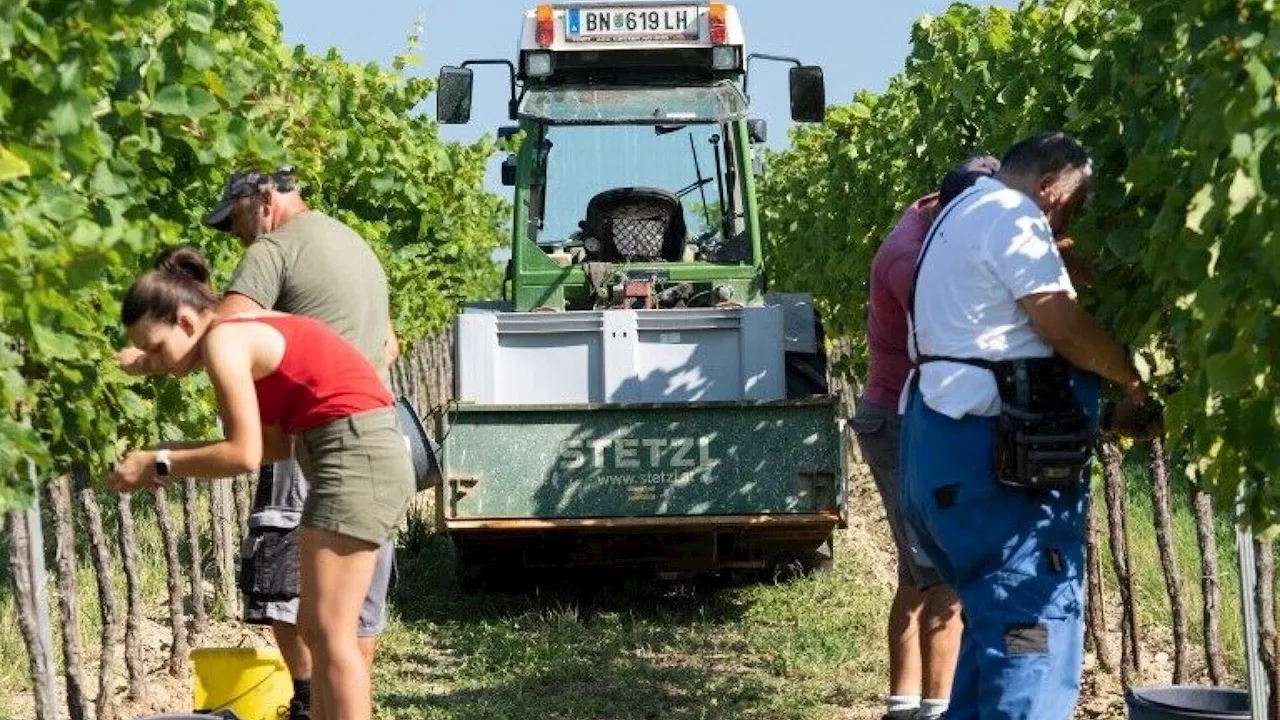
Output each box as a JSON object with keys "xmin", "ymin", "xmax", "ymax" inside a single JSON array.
[{"xmin": 851, "ymin": 155, "xmax": 1000, "ymax": 720}]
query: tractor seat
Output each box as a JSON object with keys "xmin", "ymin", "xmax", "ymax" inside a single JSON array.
[{"xmin": 581, "ymin": 187, "xmax": 687, "ymax": 263}]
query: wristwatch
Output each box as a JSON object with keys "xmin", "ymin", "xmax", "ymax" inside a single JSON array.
[{"xmin": 155, "ymin": 449, "xmax": 172, "ymax": 478}]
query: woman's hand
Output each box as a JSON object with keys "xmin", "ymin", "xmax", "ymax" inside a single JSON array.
[
  {"xmin": 116, "ymin": 346, "xmax": 161, "ymax": 376},
  {"xmin": 109, "ymin": 450, "xmax": 165, "ymax": 493}
]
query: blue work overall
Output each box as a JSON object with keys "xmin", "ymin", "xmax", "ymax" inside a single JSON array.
[{"xmin": 899, "ymin": 369, "xmax": 1101, "ymax": 720}]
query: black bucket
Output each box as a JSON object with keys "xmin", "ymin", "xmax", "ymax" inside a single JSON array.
[{"xmin": 1125, "ymin": 686, "xmax": 1250, "ymax": 720}]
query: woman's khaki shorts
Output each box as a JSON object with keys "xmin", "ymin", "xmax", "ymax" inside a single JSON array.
[{"xmin": 295, "ymin": 407, "xmax": 415, "ymax": 546}]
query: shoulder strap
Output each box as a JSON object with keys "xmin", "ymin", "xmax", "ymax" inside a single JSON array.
[{"xmin": 907, "ymin": 186, "xmax": 994, "ymax": 372}]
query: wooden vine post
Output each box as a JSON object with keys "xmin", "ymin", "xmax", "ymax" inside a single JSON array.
[
  {"xmin": 1099, "ymin": 441, "xmax": 1141, "ymax": 682},
  {"xmin": 153, "ymin": 486, "xmax": 189, "ymax": 677},
  {"xmin": 48, "ymin": 475, "xmax": 89, "ymax": 720},
  {"xmin": 116, "ymin": 493, "xmax": 148, "ymax": 701},
  {"xmin": 1255, "ymin": 540, "xmax": 1279, "ymax": 719},
  {"xmin": 1148, "ymin": 438, "xmax": 1189, "ymax": 682},
  {"xmin": 1084, "ymin": 494, "xmax": 1112, "ymax": 671},
  {"xmin": 210, "ymin": 477, "xmax": 237, "ymax": 618},
  {"xmin": 5, "ymin": 508, "xmax": 59, "ymax": 720},
  {"xmin": 1192, "ymin": 485, "xmax": 1227, "ymax": 684},
  {"xmin": 79, "ymin": 480, "xmax": 119, "ymax": 720},
  {"xmin": 184, "ymin": 478, "xmax": 209, "ymax": 636}
]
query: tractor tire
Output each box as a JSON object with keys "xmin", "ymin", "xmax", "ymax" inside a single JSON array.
[
  {"xmin": 765, "ymin": 533, "xmax": 835, "ymax": 583},
  {"xmin": 801, "ymin": 534, "xmax": 835, "ymax": 575},
  {"xmin": 451, "ymin": 537, "xmax": 526, "ymax": 594}
]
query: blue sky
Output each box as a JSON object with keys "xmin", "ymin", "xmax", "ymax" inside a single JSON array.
[{"xmin": 274, "ymin": 1, "xmax": 1018, "ymax": 164}]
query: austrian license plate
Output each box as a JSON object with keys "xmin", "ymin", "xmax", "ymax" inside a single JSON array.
[{"xmin": 566, "ymin": 6, "xmax": 700, "ymax": 42}]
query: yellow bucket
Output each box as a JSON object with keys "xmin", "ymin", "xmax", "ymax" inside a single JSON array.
[{"xmin": 190, "ymin": 647, "xmax": 292, "ymax": 720}]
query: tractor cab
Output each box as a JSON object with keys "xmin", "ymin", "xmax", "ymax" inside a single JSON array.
[{"xmin": 438, "ymin": 1, "xmax": 825, "ymax": 311}]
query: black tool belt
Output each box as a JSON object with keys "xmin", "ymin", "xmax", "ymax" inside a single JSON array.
[
  {"xmin": 237, "ymin": 525, "xmax": 301, "ymax": 602},
  {"xmin": 917, "ymin": 354, "xmax": 1096, "ymax": 491}
]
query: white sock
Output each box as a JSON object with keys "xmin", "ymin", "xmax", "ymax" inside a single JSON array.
[
  {"xmin": 916, "ymin": 698, "xmax": 949, "ymax": 719},
  {"xmin": 886, "ymin": 695, "xmax": 921, "ymax": 719}
]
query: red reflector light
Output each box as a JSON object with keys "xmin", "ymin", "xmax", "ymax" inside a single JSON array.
[
  {"xmin": 624, "ymin": 282, "xmax": 652, "ymax": 298},
  {"xmin": 537, "ymin": 4, "xmax": 554, "ymax": 47},
  {"xmin": 709, "ymin": 3, "xmax": 727, "ymax": 45}
]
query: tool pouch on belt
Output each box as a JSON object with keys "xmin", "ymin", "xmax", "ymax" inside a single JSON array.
[
  {"xmin": 237, "ymin": 526, "xmax": 301, "ymax": 601},
  {"xmin": 989, "ymin": 357, "xmax": 1096, "ymax": 491}
]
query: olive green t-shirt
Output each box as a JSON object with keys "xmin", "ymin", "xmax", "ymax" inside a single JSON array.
[{"xmin": 226, "ymin": 210, "xmax": 391, "ymax": 383}]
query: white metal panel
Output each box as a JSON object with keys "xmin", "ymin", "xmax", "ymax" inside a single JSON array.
[
  {"xmin": 454, "ymin": 306, "xmax": 785, "ymax": 405},
  {"xmin": 602, "ymin": 310, "xmax": 640, "ymax": 402}
]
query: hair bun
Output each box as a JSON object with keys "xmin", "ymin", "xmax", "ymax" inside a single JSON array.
[{"xmin": 155, "ymin": 246, "xmax": 212, "ymax": 286}]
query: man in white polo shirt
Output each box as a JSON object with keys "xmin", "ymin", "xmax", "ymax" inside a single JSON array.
[{"xmin": 899, "ymin": 132, "xmax": 1159, "ymax": 719}]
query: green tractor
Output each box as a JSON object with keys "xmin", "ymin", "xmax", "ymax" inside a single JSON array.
[{"xmin": 432, "ymin": 1, "xmax": 844, "ymax": 587}]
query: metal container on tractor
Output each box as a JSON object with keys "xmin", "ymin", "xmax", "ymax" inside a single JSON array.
[{"xmin": 431, "ymin": 1, "xmax": 843, "ymax": 586}]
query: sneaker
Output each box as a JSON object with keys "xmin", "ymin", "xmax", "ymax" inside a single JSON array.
[{"xmin": 287, "ymin": 698, "xmax": 312, "ymax": 720}]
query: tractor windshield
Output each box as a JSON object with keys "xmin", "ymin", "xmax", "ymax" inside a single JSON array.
[{"xmin": 531, "ymin": 123, "xmax": 746, "ymax": 254}]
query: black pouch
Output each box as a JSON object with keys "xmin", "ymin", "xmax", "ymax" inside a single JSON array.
[
  {"xmin": 990, "ymin": 357, "xmax": 1095, "ymax": 491},
  {"xmin": 238, "ymin": 526, "xmax": 301, "ymax": 601}
]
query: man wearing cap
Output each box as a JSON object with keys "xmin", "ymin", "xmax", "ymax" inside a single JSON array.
[
  {"xmin": 119, "ymin": 167, "xmax": 402, "ymax": 720},
  {"xmin": 898, "ymin": 132, "xmax": 1160, "ymax": 719},
  {"xmin": 850, "ymin": 155, "xmax": 998, "ymax": 720}
]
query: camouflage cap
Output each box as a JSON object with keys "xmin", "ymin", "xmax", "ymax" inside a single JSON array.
[{"xmin": 203, "ymin": 166, "xmax": 298, "ymax": 231}]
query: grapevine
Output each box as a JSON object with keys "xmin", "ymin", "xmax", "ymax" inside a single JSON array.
[
  {"xmin": 760, "ymin": 0, "xmax": 1279, "ymax": 528},
  {"xmin": 0, "ymin": 0, "xmax": 506, "ymax": 508}
]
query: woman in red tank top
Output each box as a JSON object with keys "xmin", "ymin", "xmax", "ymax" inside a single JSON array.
[{"xmin": 108, "ymin": 247, "xmax": 413, "ymax": 720}]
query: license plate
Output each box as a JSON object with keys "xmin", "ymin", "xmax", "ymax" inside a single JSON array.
[{"xmin": 566, "ymin": 6, "xmax": 699, "ymax": 42}]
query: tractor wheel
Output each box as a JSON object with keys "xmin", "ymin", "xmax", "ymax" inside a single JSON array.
[
  {"xmin": 451, "ymin": 537, "xmax": 525, "ymax": 594},
  {"xmin": 801, "ymin": 534, "xmax": 835, "ymax": 575},
  {"xmin": 765, "ymin": 534, "xmax": 835, "ymax": 583}
]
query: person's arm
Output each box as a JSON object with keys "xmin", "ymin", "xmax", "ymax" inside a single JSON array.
[
  {"xmin": 157, "ymin": 429, "xmax": 289, "ymax": 460},
  {"xmin": 1019, "ymin": 291, "xmax": 1145, "ymax": 403},
  {"xmin": 217, "ymin": 292, "xmax": 265, "ymax": 316},
  {"xmin": 171, "ymin": 324, "xmax": 270, "ymax": 475},
  {"xmin": 982, "ymin": 209, "xmax": 1143, "ymax": 399},
  {"xmin": 109, "ymin": 324, "xmax": 269, "ymax": 493},
  {"xmin": 883, "ymin": 252, "xmax": 916, "ymax": 318},
  {"xmin": 224, "ymin": 239, "xmax": 285, "ymax": 311},
  {"xmin": 1055, "ymin": 236, "xmax": 1095, "ymax": 287},
  {"xmin": 385, "ymin": 318, "xmax": 400, "ymax": 366}
]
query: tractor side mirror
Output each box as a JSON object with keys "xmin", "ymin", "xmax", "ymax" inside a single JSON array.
[
  {"xmin": 436, "ymin": 65, "xmax": 475, "ymax": 124},
  {"xmin": 501, "ymin": 155, "xmax": 517, "ymax": 186},
  {"xmin": 789, "ymin": 65, "xmax": 826, "ymax": 123},
  {"xmin": 747, "ymin": 118, "xmax": 768, "ymax": 144}
]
